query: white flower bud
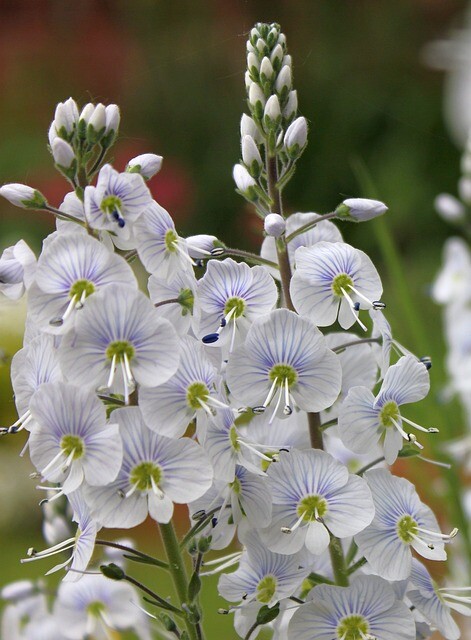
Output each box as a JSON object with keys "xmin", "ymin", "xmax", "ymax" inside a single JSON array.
[
  {"xmin": 461, "ymin": 152, "xmax": 471, "ymax": 175},
  {"xmin": 51, "ymin": 138, "xmax": 75, "ymax": 168},
  {"xmin": 264, "ymin": 213, "xmax": 285, "ymax": 237},
  {"xmin": 105, "ymin": 104, "xmax": 120, "ymax": 134},
  {"xmin": 79, "ymin": 102, "xmax": 95, "ymax": 124},
  {"xmin": 1, "ymin": 581, "xmax": 36, "ymax": 601},
  {"xmin": 245, "ymin": 71, "xmax": 253, "ymax": 92},
  {"xmin": 246, "ymin": 41, "xmax": 256, "ymax": 55},
  {"xmin": 434, "ymin": 193, "xmax": 465, "ymax": 221},
  {"xmin": 240, "ymin": 114, "xmax": 262, "ymax": 144},
  {"xmin": 247, "ymin": 52, "xmax": 259, "ymax": 74},
  {"xmin": 48, "ymin": 122, "xmax": 58, "ymax": 146},
  {"xmin": 126, "ymin": 153, "xmax": 163, "ymax": 179},
  {"xmin": 277, "ymin": 33, "xmax": 287, "ymax": 48},
  {"xmin": 256, "ymin": 38, "xmax": 268, "ymax": 55},
  {"xmin": 270, "ymin": 44, "xmax": 284, "ymax": 70},
  {"xmin": 88, "ymin": 103, "xmax": 107, "ymax": 132},
  {"xmin": 282, "ymin": 55, "xmax": 292, "ymax": 68},
  {"xmin": 249, "ymin": 84, "xmax": 266, "ymax": 109},
  {"xmin": 185, "ymin": 234, "xmax": 218, "ymax": 259},
  {"xmin": 54, "ymin": 98, "xmax": 79, "ymax": 135},
  {"xmin": 260, "ymin": 57, "xmax": 274, "ymax": 81},
  {"xmin": 275, "ymin": 65, "xmax": 292, "ymax": 97},
  {"xmin": 250, "ymin": 27, "xmax": 260, "ymax": 43},
  {"xmin": 284, "ymin": 116, "xmax": 308, "ymax": 157},
  {"xmin": 458, "ymin": 177, "xmax": 471, "ymax": 203},
  {"xmin": 335, "ymin": 198, "xmax": 388, "ymax": 222},
  {"xmin": 283, "ymin": 90, "xmax": 298, "ymax": 120},
  {"xmin": 241, "ymin": 135, "xmax": 263, "ymax": 177},
  {"xmin": 264, "ymin": 95, "xmax": 281, "ymax": 127},
  {"xmin": 233, "ymin": 163, "xmax": 257, "ymax": 197},
  {"xmin": 0, "ymin": 183, "xmax": 46, "ymax": 209}
]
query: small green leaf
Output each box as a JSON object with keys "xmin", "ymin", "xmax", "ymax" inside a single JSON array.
[{"xmin": 256, "ymin": 602, "xmax": 280, "ymax": 625}]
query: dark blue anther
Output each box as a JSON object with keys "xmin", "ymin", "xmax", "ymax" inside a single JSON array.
[
  {"xmin": 220, "ymin": 317, "xmax": 227, "ymax": 328},
  {"xmin": 112, "ymin": 210, "xmax": 120, "ymax": 220},
  {"xmin": 211, "ymin": 517, "xmax": 218, "ymax": 527},
  {"xmin": 354, "ymin": 302, "xmax": 360, "ymax": 311},
  {"xmin": 202, "ymin": 333, "xmax": 219, "ymax": 344},
  {"xmin": 117, "ymin": 218, "xmax": 125, "ymax": 228}
]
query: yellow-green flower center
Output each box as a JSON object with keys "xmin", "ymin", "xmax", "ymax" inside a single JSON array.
[
  {"xmin": 297, "ymin": 494, "xmax": 328, "ymax": 521},
  {"xmin": 260, "ymin": 450, "xmax": 278, "ymax": 472},
  {"xmin": 69, "ymin": 278, "xmax": 95, "ymax": 300},
  {"xmin": 178, "ymin": 287, "xmax": 194, "ymax": 316},
  {"xmin": 331, "ymin": 273, "xmax": 354, "ymax": 297},
  {"xmin": 396, "ymin": 514, "xmax": 418, "ymax": 544},
  {"xmin": 106, "ymin": 340, "xmax": 135, "ymax": 361},
  {"xmin": 129, "ymin": 461, "xmax": 162, "ymax": 491},
  {"xmin": 165, "ymin": 228, "xmax": 179, "ymax": 252},
  {"xmin": 229, "ymin": 425, "xmax": 240, "ymax": 452},
  {"xmin": 379, "ymin": 400, "xmax": 400, "ymax": 428},
  {"xmin": 87, "ymin": 601, "xmax": 106, "ymax": 617},
  {"xmin": 60, "ymin": 434, "xmax": 84, "ymax": 460},
  {"xmin": 186, "ymin": 382, "xmax": 210, "ymax": 410},
  {"xmin": 336, "ymin": 614, "xmax": 369, "ymax": 640},
  {"xmin": 230, "ymin": 477, "xmax": 241, "ymax": 494},
  {"xmin": 100, "ymin": 194, "xmax": 122, "ymax": 215},
  {"xmin": 224, "ymin": 296, "xmax": 246, "ymax": 319},
  {"xmin": 268, "ymin": 363, "xmax": 297, "ymax": 387},
  {"xmin": 256, "ymin": 575, "xmax": 277, "ymax": 604}
]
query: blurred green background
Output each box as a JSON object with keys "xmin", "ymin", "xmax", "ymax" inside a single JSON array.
[{"xmin": 1, "ymin": 0, "xmax": 470, "ymax": 638}]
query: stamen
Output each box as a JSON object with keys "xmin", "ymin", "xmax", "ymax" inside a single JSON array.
[
  {"xmin": 41, "ymin": 449, "xmax": 66, "ymax": 477},
  {"xmin": 22, "ymin": 537, "xmax": 76, "ymax": 561},
  {"xmin": 416, "ymin": 526, "xmax": 458, "ymax": 541},
  {"xmin": 107, "ymin": 354, "xmax": 117, "ymax": 388},
  {"xmin": 417, "ymin": 455, "xmax": 451, "ymax": 469},
  {"xmin": 150, "ymin": 475, "xmax": 164, "ymax": 499},
  {"xmin": 200, "ymin": 554, "xmax": 242, "ymax": 576},
  {"xmin": 185, "ymin": 241, "xmax": 212, "ymax": 256},
  {"xmin": 49, "ymin": 294, "xmax": 78, "ymax": 327},
  {"xmin": 120, "ymin": 360, "xmax": 129, "ymax": 404},
  {"xmin": 269, "ymin": 385, "xmax": 284, "ymax": 425},
  {"xmin": 340, "ymin": 287, "xmax": 367, "ymax": 332},
  {"xmin": 281, "ymin": 511, "xmax": 306, "ymax": 534},
  {"xmin": 420, "ymin": 356, "xmax": 432, "ymax": 369},
  {"xmin": 263, "ymin": 377, "xmax": 279, "ymax": 408},
  {"xmin": 123, "ymin": 352, "xmax": 134, "ymax": 386},
  {"xmin": 237, "ymin": 439, "xmax": 272, "ymax": 461},
  {"xmin": 202, "ymin": 333, "xmax": 220, "ymax": 344},
  {"xmin": 171, "ymin": 240, "xmax": 197, "ymax": 266},
  {"xmin": 205, "ymin": 396, "xmax": 230, "ymax": 410},
  {"xmin": 229, "ymin": 316, "xmax": 237, "ymax": 353},
  {"xmin": 348, "ymin": 284, "xmax": 376, "ymax": 308},
  {"xmin": 409, "ymin": 532, "xmax": 435, "ymax": 551},
  {"xmin": 283, "ymin": 377, "xmax": 293, "ymax": 415},
  {"xmin": 203, "ymin": 551, "xmax": 242, "ymax": 566},
  {"xmin": 401, "ymin": 415, "xmax": 439, "ymax": 434},
  {"xmin": 197, "ymin": 397, "xmax": 216, "ymax": 416},
  {"xmin": 124, "ymin": 482, "xmax": 139, "ymax": 499}
]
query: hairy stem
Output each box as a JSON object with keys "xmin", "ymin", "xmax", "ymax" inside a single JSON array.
[{"xmin": 329, "ymin": 535, "xmax": 349, "ymax": 587}]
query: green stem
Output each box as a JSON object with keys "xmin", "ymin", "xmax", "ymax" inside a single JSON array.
[
  {"xmin": 332, "ymin": 337, "xmax": 380, "ymax": 353},
  {"xmin": 44, "ymin": 204, "xmax": 85, "ymax": 227},
  {"xmin": 220, "ymin": 247, "xmax": 279, "ymax": 270},
  {"xmin": 122, "ymin": 574, "xmax": 183, "ymax": 616},
  {"xmin": 347, "ymin": 556, "xmax": 367, "ymax": 575},
  {"xmin": 179, "ymin": 507, "xmax": 220, "ymax": 550},
  {"xmin": 329, "ymin": 535, "xmax": 349, "ymax": 587},
  {"xmin": 244, "ymin": 621, "xmax": 260, "ymax": 640},
  {"xmin": 356, "ymin": 456, "xmax": 385, "ymax": 477},
  {"xmin": 307, "ymin": 411, "xmax": 323, "ymax": 450},
  {"xmin": 266, "ymin": 155, "xmax": 294, "ymax": 311},
  {"xmin": 307, "ymin": 571, "xmax": 335, "ymax": 586},
  {"xmin": 284, "ymin": 211, "xmax": 337, "ymax": 243},
  {"xmin": 159, "ymin": 522, "xmax": 202, "ymax": 640}
]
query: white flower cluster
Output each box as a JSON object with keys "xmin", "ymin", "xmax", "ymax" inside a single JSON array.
[{"xmin": 0, "ymin": 21, "xmax": 469, "ymax": 640}]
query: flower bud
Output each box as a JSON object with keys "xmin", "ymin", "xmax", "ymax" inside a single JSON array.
[
  {"xmin": 51, "ymin": 138, "xmax": 75, "ymax": 168},
  {"xmin": 54, "ymin": 98, "xmax": 79, "ymax": 136},
  {"xmin": 283, "ymin": 90, "xmax": 298, "ymax": 121},
  {"xmin": 1, "ymin": 581, "xmax": 36, "ymax": 601},
  {"xmin": 105, "ymin": 104, "xmax": 120, "ymax": 134},
  {"xmin": 275, "ymin": 65, "xmax": 292, "ymax": 99},
  {"xmin": 282, "ymin": 54, "xmax": 292, "ymax": 68},
  {"xmin": 259, "ymin": 57, "xmax": 274, "ymax": 82},
  {"xmin": 48, "ymin": 122, "xmax": 58, "ymax": 147},
  {"xmin": 264, "ymin": 95, "xmax": 281, "ymax": 129},
  {"xmin": 240, "ymin": 114, "xmax": 262, "ymax": 144},
  {"xmin": 335, "ymin": 198, "xmax": 388, "ymax": 222},
  {"xmin": 264, "ymin": 213, "xmax": 285, "ymax": 237},
  {"xmin": 458, "ymin": 177, "xmax": 471, "ymax": 203},
  {"xmin": 270, "ymin": 44, "xmax": 284, "ymax": 71},
  {"xmin": 247, "ymin": 52, "xmax": 259, "ymax": 76},
  {"xmin": 248, "ymin": 84, "xmax": 266, "ymax": 120},
  {"xmin": 233, "ymin": 163, "xmax": 257, "ymax": 200},
  {"xmin": 126, "ymin": 153, "xmax": 163, "ymax": 179},
  {"xmin": 241, "ymin": 135, "xmax": 263, "ymax": 177},
  {"xmin": 284, "ymin": 116, "xmax": 308, "ymax": 158},
  {"xmin": 256, "ymin": 38, "xmax": 268, "ymax": 56},
  {"xmin": 185, "ymin": 234, "xmax": 218, "ymax": 259},
  {"xmin": 87, "ymin": 103, "xmax": 107, "ymax": 144},
  {"xmin": 434, "ymin": 193, "xmax": 465, "ymax": 222},
  {"xmin": 79, "ymin": 102, "xmax": 95, "ymax": 124},
  {"xmin": 245, "ymin": 71, "xmax": 253, "ymax": 92},
  {"xmin": 0, "ymin": 183, "xmax": 47, "ymax": 209}
]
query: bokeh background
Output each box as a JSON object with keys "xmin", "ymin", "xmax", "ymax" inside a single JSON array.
[{"xmin": 1, "ymin": 1, "xmax": 471, "ymax": 638}]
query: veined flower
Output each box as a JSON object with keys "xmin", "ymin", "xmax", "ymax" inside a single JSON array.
[
  {"xmin": 27, "ymin": 233, "xmax": 136, "ymax": 332},
  {"xmin": 148, "ymin": 269, "xmax": 199, "ymax": 335},
  {"xmin": 355, "ymin": 469, "xmax": 455, "ymax": 580},
  {"xmin": 262, "ymin": 449, "xmax": 374, "ymax": 556},
  {"xmin": 84, "ymin": 164, "xmax": 152, "ymax": 242},
  {"xmin": 198, "ymin": 258, "xmax": 278, "ymax": 353},
  {"xmin": 0, "ymin": 239, "xmax": 36, "ymax": 300},
  {"xmin": 338, "ymin": 355, "xmax": 434, "ymax": 464},
  {"xmin": 139, "ymin": 335, "xmax": 223, "ymax": 438},
  {"xmin": 84, "ymin": 407, "xmax": 213, "ymax": 528},
  {"xmin": 53, "ymin": 574, "xmax": 142, "ymax": 640},
  {"xmin": 290, "ymin": 241, "xmax": 383, "ymax": 331},
  {"xmin": 226, "ymin": 309, "xmax": 342, "ymax": 420},
  {"xmin": 21, "ymin": 490, "xmax": 98, "ymax": 582},
  {"xmin": 407, "ymin": 559, "xmax": 470, "ymax": 640},
  {"xmin": 7, "ymin": 334, "xmax": 62, "ymax": 435},
  {"xmin": 289, "ymin": 575, "xmax": 416, "ymax": 640},
  {"xmin": 29, "ymin": 382, "xmax": 122, "ymax": 497},
  {"xmin": 218, "ymin": 529, "xmax": 307, "ymax": 609},
  {"xmin": 59, "ymin": 284, "xmax": 179, "ymax": 403},
  {"xmin": 134, "ymin": 200, "xmax": 193, "ymax": 279}
]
